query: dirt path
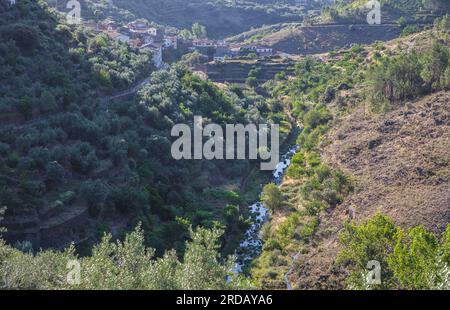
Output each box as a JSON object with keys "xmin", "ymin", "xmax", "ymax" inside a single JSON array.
[{"xmin": 1, "ymin": 75, "xmax": 152, "ymax": 131}]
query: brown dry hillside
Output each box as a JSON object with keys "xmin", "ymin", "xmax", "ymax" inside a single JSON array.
[{"xmin": 291, "ymin": 91, "xmax": 450, "ymax": 289}]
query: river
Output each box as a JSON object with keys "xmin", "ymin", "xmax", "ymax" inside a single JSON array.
[{"xmin": 233, "ymin": 145, "xmax": 299, "ymax": 274}]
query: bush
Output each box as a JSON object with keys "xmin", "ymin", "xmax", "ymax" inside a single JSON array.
[
  {"xmin": 367, "ymin": 51, "xmax": 423, "ymax": 105},
  {"xmin": 261, "ymin": 183, "xmax": 283, "ymax": 212},
  {"xmin": 339, "ymin": 215, "xmax": 450, "ymax": 290},
  {"xmin": 420, "ymin": 42, "xmax": 449, "ymax": 91},
  {"xmin": 45, "ymin": 161, "xmax": 65, "ymax": 186},
  {"xmin": 80, "ymin": 179, "xmax": 109, "ymax": 216},
  {"xmin": 0, "ymin": 226, "xmax": 252, "ymax": 289},
  {"xmin": 246, "ymin": 76, "xmax": 258, "ymax": 88},
  {"xmin": 303, "ymin": 106, "xmax": 332, "ymax": 129},
  {"xmin": 401, "ymin": 25, "xmax": 420, "ymax": 37},
  {"xmin": 108, "ymin": 187, "xmax": 149, "ymax": 215}
]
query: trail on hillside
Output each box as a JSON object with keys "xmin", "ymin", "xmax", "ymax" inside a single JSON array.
[{"xmin": 1, "ymin": 75, "xmax": 153, "ymax": 131}]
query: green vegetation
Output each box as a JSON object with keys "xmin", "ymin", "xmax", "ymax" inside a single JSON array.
[
  {"xmin": 191, "ymin": 22, "xmax": 208, "ymax": 39},
  {"xmin": 339, "ymin": 215, "xmax": 450, "ymax": 290},
  {"xmin": 0, "ymin": 1, "xmax": 286, "ymax": 258},
  {"xmin": 0, "ymin": 225, "xmax": 252, "ymax": 289},
  {"xmin": 252, "ymin": 54, "xmax": 361, "ymax": 288},
  {"xmin": 400, "ymin": 24, "xmax": 421, "ymax": 36},
  {"xmin": 79, "ymin": 0, "xmax": 321, "ymax": 39},
  {"xmin": 261, "ymin": 183, "xmax": 283, "ymax": 212},
  {"xmin": 0, "ymin": 1, "xmax": 152, "ymax": 118},
  {"xmin": 367, "ymin": 41, "xmax": 449, "ymax": 110},
  {"xmin": 1, "ymin": 0, "xmax": 449, "ymax": 292}
]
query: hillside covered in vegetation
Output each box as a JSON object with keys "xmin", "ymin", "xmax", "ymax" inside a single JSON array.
[
  {"xmin": 77, "ymin": 0, "xmax": 332, "ymax": 39},
  {"xmin": 250, "ymin": 17, "xmax": 449, "ymax": 289},
  {"xmin": 0, "ymin": 0, "xmax": 290, "ymax": 260},
  {"xmin": 0, "ymin": 0, "xmax": 449, "ymax": 291}
]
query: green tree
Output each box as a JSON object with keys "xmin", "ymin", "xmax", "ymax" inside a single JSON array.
[
  {"xmin": 338, "ymin": 214, "xmax": 398, "ymax": 289},
  {"xmin": 420, "ymin": 42, "xmax": 449, "ymax": 91},
  {"xmin": 339, "ymin": 215, "xmax": 450, "ymax": 290},
  {"xmin": 434, "ymin": 14, "xmax": 450, "ymax": 32},
  {"xmin": 397, "ymin": 16, "xmax": 407, "ymax": 28},
  {"xmin": 192, "ymin": 23, "xmax": 207, "ymax": 39},
  {"xmin": 387, "ymin": 226, "xmax": 439, "ymax": 289},
  {"xmin": 179, "ymin": 29, "xmax": 193, "ymax": 40},
  {"xmin": 246, "ymin": 76, "xmax": 258, "ymax": 88},
  {"xmin": 261, "ymin": 183, "xmax": 283, "ymax": 212},
  {"xmin": 80, "ymin": 179, "xmax": 108, "ymax": 216},
  {"xmin": 0, "ymin": 206, "xmax": 6, "ymax": 234},
  {"xmin": 367, "ymin": 51, "xmax": 423, "ymax": 105},
  {"xmin": 17, "ymin": 96, "xmax": 33, "ymax": 119},
  {"xmin": 45, "ymin": 161, "xmax": 66, "ymax": 186},
  {"xmin": 40, "ymin": 90, "xmax": 57, "ymax": 112},
  {"xmin": 0, "ymin": 226, "xmax": 252, "ymax": 290}
]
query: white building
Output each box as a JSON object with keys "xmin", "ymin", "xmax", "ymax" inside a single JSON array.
[{"xmin": 141, "ymin": 43, "xmax": 164, "ymax": 69}]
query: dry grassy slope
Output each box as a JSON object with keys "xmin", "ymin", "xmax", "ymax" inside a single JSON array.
[{"xmin": 292, "ymin": 91, "xmax": 450, "ymax": 289}]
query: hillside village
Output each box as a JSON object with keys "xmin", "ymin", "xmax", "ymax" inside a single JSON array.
[{"xmin": 82, "ymin": 18, "xmax": 276, "ymax": 70}]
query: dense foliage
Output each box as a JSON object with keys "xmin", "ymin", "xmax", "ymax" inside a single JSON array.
[
  {"xmin": 0, "ymin": 0, "xmax": 152, "ymax": 118},
  {"xmin": 0, "ymin": 1, "xmax": 284, "ymax": 257},
  {"xmin": 0, "ymin": 225, "xmax": 252, "ymax": 289},
  {"xmin": 77, "ymin": 0, "xmax": 323, "ymax": 39},
  {"xmin": 1, "ymin": 1, "xmax": 448, "ymax": 291},
  {"xmin": 367, "ymin": 40, "xmax": 449, "ymax": 110},
  {"xmin": 339, "ymin": 215, "xmax": 450, "ymax": 290},
  {"xmin": 252, "ymin": 53, "xmax": 360, "ymax": 288}
]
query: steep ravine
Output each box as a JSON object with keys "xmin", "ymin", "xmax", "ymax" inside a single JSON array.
[{"xmin": 233, "ymin": 146, "xmax": 298, "ymax": 274}]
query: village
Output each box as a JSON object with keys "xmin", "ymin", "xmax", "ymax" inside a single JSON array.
[{"xmin": 82, "ymin": 18, "xmax": 278, "ymax": 70}]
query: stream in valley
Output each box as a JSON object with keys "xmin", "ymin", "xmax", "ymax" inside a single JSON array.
[{"xmin": 233, "ymin": 145, "xmax": 299, "ymax": 274}]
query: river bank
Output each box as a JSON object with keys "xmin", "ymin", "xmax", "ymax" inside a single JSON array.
[{"xmin": 233, "ymin": 145, "xmax": 299, "ymax": 274}]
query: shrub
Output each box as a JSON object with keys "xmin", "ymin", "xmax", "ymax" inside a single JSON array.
[
  {"xmin": 338, "ymin": 215, "xmax": 450, "ymax": 290},
  {"xmin": 108, "ymin": 187, "xmax": 149, "ymax": 215},
  {"xmin": 420, "ymin": 42, "xmax": 449, "ymax": 91},
  {"xmin": 246, "ymin": 76, "xmax": 258, "ymax": 88},
  {"xmin": 80, "ymin": 179, "xmax": 109, "ymax": 216},
  {"xmin": 45, "ymin": 161, "xmax": 65, "ymax": 186},
  {"xmin": 261, "ymin": 183, "xmax": 283, "ymax": 212}
]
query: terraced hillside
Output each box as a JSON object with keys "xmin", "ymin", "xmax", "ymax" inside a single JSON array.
[
  {"xmin": 206, "ymin": 58, "xmax": 295, "ymax": 83},
  {"xmin": 78, "ymin": 0, "xmax": 332, "ymax": 38}
]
